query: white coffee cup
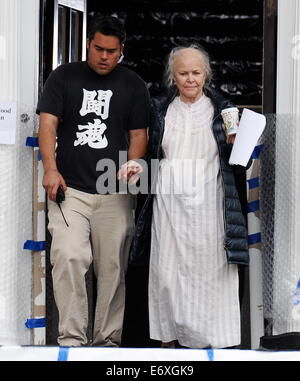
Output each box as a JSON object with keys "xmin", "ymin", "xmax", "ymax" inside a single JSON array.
[{"xmin": 221, "ymin": 107, "xmax": 239, "ymax": 136}]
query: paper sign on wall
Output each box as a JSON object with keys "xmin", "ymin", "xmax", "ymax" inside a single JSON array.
[{"xmin": 0, "ymin": 102, "xmax": 17, "ymax": 144}]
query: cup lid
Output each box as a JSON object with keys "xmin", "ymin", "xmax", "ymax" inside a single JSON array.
[{"xmin": 221, "ymin": 107, "xmax": 239, "ymax": 114}]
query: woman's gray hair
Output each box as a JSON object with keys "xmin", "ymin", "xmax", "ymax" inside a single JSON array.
[{"xmin": 164, "ymin": 44, "xmax": 213, "ymax": 90}]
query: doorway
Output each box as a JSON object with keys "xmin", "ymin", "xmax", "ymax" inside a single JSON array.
[{"xmin": 40, "ymin": 0, "xmax": 276, "ymax": 348}]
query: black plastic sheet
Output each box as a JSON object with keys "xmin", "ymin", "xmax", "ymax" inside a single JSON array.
[{"xmin": 88, "ymin": 0, "xmax": 263, "ymax": 106}]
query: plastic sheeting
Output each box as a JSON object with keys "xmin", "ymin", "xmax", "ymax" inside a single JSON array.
[
  {"xmin": 0, "ymin": 103, "xmax": 35, "ymax": 344},
  {"xmin": 88, "ymin": 0, "xmax": 263, "ymax": 106},
  {"xmin": 260, "ymin": 114, "xmax": 300, "ymax": 336}
]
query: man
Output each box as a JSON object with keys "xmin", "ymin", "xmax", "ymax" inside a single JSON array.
[{"xmin": 37, "ymin": 15, "xmax": 150, "ymax": 347}]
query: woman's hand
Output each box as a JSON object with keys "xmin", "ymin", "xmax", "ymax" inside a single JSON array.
[
  {"xmin": 226, "ymin": 134, "xmax": 236, "ymax": 144},
  {"xmin": 117, "ymin": 160, "xmax": 144, "ymax": 185},
  {"xmin": 222, "ymin": 123, "xmax": 238, "ymax": 144}
]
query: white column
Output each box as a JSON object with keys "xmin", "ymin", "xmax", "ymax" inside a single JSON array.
[
  {"xmin": 277, "ymin": 0, "xmax": 300, "ymax": 115},
  {"xmin": 247, "ymin": 157, "xmax": 264, "ymax": 349},
  {"xmin": 271, "ymin": 0, "xmax": 300, "ymax": 336},
  {"xmin": 0, "ymin": 0, "xmax": 19, "ymax": 102},
  {"xmin": 0, "ymin": 0, "xmax": 40, "ymax": 345},
  {"xmin": 0, "ymin": 0, "xmax": 39, "ymax": 104}
]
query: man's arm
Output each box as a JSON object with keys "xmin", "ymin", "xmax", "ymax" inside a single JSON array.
[
  {"xmin": 128, "ymin": 128, "xmax": 147, "ymax": 160},
  {"xmin": 38, "ymin": 112, "xmax": 67, "ymax": 201},
  {"xmin": 117, "ymin": 128, "xmax": 148, "ymax": 184}
]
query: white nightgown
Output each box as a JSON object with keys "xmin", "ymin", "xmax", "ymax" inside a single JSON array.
[{"xmin": 148, "ymin": 95, "xmax": 241, "ymax": 348}]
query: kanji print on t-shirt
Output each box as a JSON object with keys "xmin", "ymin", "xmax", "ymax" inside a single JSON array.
[{"xmin": 74, "ymin": 88, "xmax": 113, "ymax": 148}]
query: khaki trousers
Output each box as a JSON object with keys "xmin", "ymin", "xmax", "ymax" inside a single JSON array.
[{"xmin": 48, "ymin": 187, "xmax": 134, "ymax": 347}]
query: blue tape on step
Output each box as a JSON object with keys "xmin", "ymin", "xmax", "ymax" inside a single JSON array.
[
  {"xmin": 206, "ymin": 348, "xmax": 214, "ymax": 361},
  {"xmin": 23, "ymin": 240, "xmax": 46, "ymax": 251},
  {"xmin": 25, "ymin": 318, "xmax": 46, "ymax": 329},
  {"xmin": 25, "ymin": 137, "xmax": 39, "ymax": 147},
  {"xmin": 58, "ymin": 347, "xmax": 70, "ymax": 361}
]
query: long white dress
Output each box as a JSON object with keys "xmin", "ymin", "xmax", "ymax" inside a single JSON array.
[{"xmin": 148, "ymin": 95, "xmax": 241, "ymax": 348}]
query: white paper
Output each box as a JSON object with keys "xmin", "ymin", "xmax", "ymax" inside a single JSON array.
[
  {"xmin": 0, "ymin": 102, "xmax": 17, "ymax": 144},
  {"xmin": 229, "ymin": 108, "xmax": 266, "ymax": 166}
]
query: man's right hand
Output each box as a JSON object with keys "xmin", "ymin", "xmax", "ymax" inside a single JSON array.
[{"xmin": 42, "ymin": 169, "xmax": 67, "ymax": 202}]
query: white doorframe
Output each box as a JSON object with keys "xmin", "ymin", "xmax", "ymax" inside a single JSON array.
[{"xmin": 277, "ymin": 0, "xmax": 300, "ymax": 115}]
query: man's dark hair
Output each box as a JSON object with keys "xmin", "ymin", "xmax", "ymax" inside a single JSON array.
[{"xmin": 87, "ymin": 15, "xmax": 126, "ymax": 44}]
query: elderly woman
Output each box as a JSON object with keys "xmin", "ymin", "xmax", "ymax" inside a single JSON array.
[{"xmin": 125, "ymin": 45, "xmax": 249, "ymax": 349}]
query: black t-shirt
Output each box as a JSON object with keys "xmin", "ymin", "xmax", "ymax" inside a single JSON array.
[{"xmin": 37, "ymin": 62, "xmax": 150, "ymax": 193}]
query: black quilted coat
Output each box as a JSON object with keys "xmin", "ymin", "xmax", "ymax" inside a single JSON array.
[{"xmin": 130, "ymin": 88, "xmax": 249, "ymax": 266}]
